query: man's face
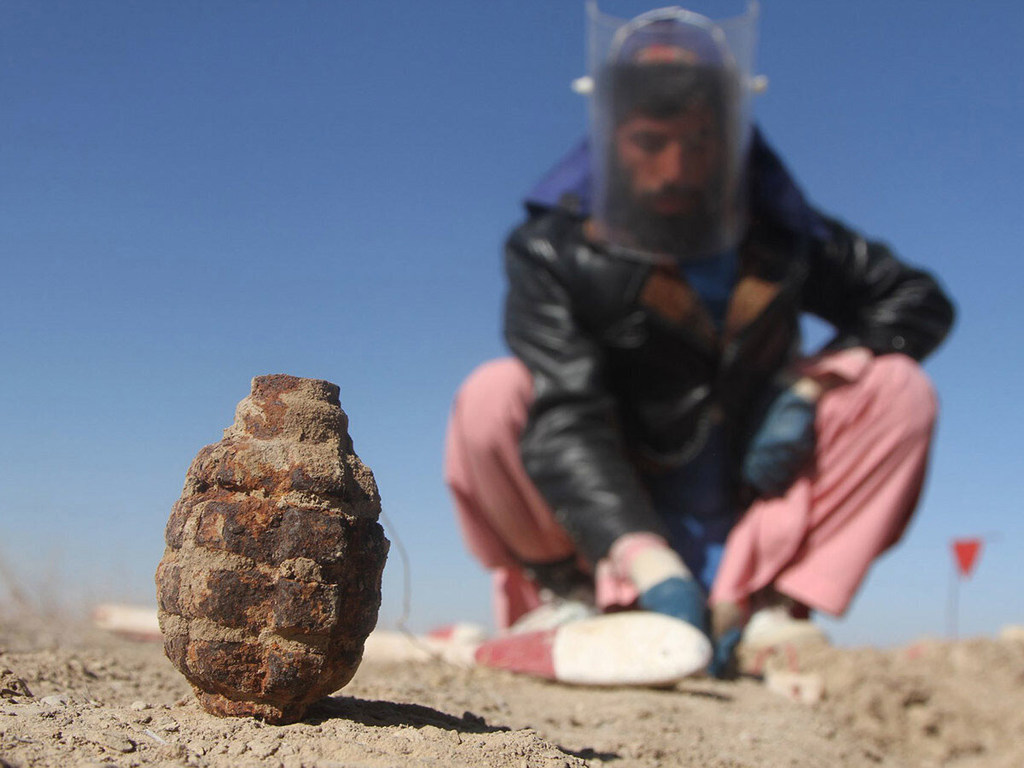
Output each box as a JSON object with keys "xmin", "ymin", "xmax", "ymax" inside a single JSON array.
[
  {"xmin": 604, "ymin": 97, "xmax": 727, "ymax": 256},
  {"xmin": 613, "ymin": 100, "xmax": 723, "ymax": 218}
]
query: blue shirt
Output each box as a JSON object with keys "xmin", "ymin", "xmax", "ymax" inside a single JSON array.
[{"xmin": 678, "ymin": 248, "xmax": 738, "ymax": 330}]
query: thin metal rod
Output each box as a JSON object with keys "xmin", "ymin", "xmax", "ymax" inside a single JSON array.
[{"xmin": 947, "ymin": 565, "xmax": 959, "ymax": 640}]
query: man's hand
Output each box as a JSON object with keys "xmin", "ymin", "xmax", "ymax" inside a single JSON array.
[
  {"xmin": 741, "ymin": 378, "xmax": 821, "ymax": 498},
  {"xmin": 610, "ymin": 533, "xmax": 707, "ymax": 632}
]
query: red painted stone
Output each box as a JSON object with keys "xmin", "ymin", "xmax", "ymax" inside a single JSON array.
[{"xmin": 474, "ymin": 629, "xmax": 558, "ymax": 680}]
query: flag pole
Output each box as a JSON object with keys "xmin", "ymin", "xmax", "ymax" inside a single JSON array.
[{"xmin": 946, "ymin": 561, "xmax": 959, "ymax": 640}]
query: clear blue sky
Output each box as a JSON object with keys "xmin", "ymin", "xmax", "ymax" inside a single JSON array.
[{"xmin": 2, "ymin": 0, "xmax": 1021, "ymax": 647}]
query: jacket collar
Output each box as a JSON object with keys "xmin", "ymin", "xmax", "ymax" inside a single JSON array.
[{"xmin": 635, "ymin": 224, "xmax": 804, "ymax": 353}]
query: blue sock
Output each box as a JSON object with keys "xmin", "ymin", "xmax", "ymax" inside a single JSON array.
[{"xmin": 638, "ymin": 576, "xmax": 707, "ymax": 634}]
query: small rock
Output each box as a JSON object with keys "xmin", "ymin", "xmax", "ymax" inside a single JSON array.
[
  {"xmin": 156, "ymin": 718, "xmax": 180, "ymax": 732},
  {"xmin": 97, "ymin": 731, "xmax": 136, "ymax": 753},
  {"xmin": 39, "ymin": 694, "xmax": 70, "ymax": 708},
  {"xmin": 142, "ymin": 728, "xmax": 169, "ymax": 745},
  {"xmin": 130, "ymin": 700, "xmax": 150, "ymax": 711},
  {"xmin": 764, "ymin": 671, "xmax": 825, "ymax": 705},
  {"xmin": 999, "ymin": 625, "xmax": 1024, "ymax": 643},
  {"xmin": 0, "ymin": 668, "xmax": 33, "ymax": 700},
  {"xmin": 227, "ymin": 740, "xmax": 249, "ymax": 757},
  {"xmin": 248, "ymin": 741, "xmax": 279, "ymax": 758},
  {"xmin": 157, "ymin": 743, "xmax": 188, "ymax": 761}
]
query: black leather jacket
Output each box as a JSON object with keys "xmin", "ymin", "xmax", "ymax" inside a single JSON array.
[{"xmin": 503, "ymin": 138, "xmax": 955, "ymax": 566}]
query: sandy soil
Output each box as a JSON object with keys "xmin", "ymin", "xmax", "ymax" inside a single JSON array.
[{"xmin": 2, "ymin": 610, "xmax": 1023, "ymax": 768}]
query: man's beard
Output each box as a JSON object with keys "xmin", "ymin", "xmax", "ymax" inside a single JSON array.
[{"xmin": 602, "ymin": 166, "xmax": 725, "ymax": 259}]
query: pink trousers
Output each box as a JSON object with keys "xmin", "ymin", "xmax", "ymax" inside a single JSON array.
[{"xmin": 444, "ymin": 349, "xmax": 937, "ymax": 629}]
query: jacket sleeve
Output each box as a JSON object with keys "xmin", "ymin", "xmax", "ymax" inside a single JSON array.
[
  {"xmin": 503, "ymin": 224, "xmax": 667, "ymax": 565},
  {"xmin": 801, "ymin": 215, "xmax": 955, "ymax": 361}
]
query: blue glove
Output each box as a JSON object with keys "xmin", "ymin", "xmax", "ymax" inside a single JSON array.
[
  {"xmin": 741, "ymin": 385, "xmax": 817, "ymax": 497},
  {"xmin": 707, "ymin": 627, "xmax": 742, "ymax": 679},
  {"xmin": 638, "ymin": 576, "xmax": 708, "ymax": 634}
]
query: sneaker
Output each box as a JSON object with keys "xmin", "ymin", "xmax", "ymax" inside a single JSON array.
[
  {"xmin": 475, "ymin": 611, "xmax": 712, "ymax": 686},
  {"xmin": 741, "ymin": 605, "xmax": 827, "ymax": 649}
]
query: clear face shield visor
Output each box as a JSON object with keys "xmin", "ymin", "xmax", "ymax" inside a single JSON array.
[{"xmin": 585, "ymin": 2, "xmax": 761, "ymax": 260}]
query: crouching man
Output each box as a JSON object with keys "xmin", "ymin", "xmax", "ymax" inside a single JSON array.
[{"xmin": 446, "ymin": 3, "xmax": 954, "ymax": 682}]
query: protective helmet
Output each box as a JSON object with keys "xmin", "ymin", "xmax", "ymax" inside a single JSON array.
[{"xmin": 587, "ymin": 2, "xmax": 760, "ymax": 260}]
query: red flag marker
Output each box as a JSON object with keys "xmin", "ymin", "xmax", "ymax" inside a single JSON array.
[
  {"xmin": 952, "ymin": 538, "xmax": 982, "ymax": 578},
  {"xmin": 948, "ymin": 536, "xmax": 985, "ymax": 639}
]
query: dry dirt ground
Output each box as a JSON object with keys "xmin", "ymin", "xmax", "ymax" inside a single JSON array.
[{"xmin": 2, "ymin": 610, "xmax": 1023, "ymax": 768}]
